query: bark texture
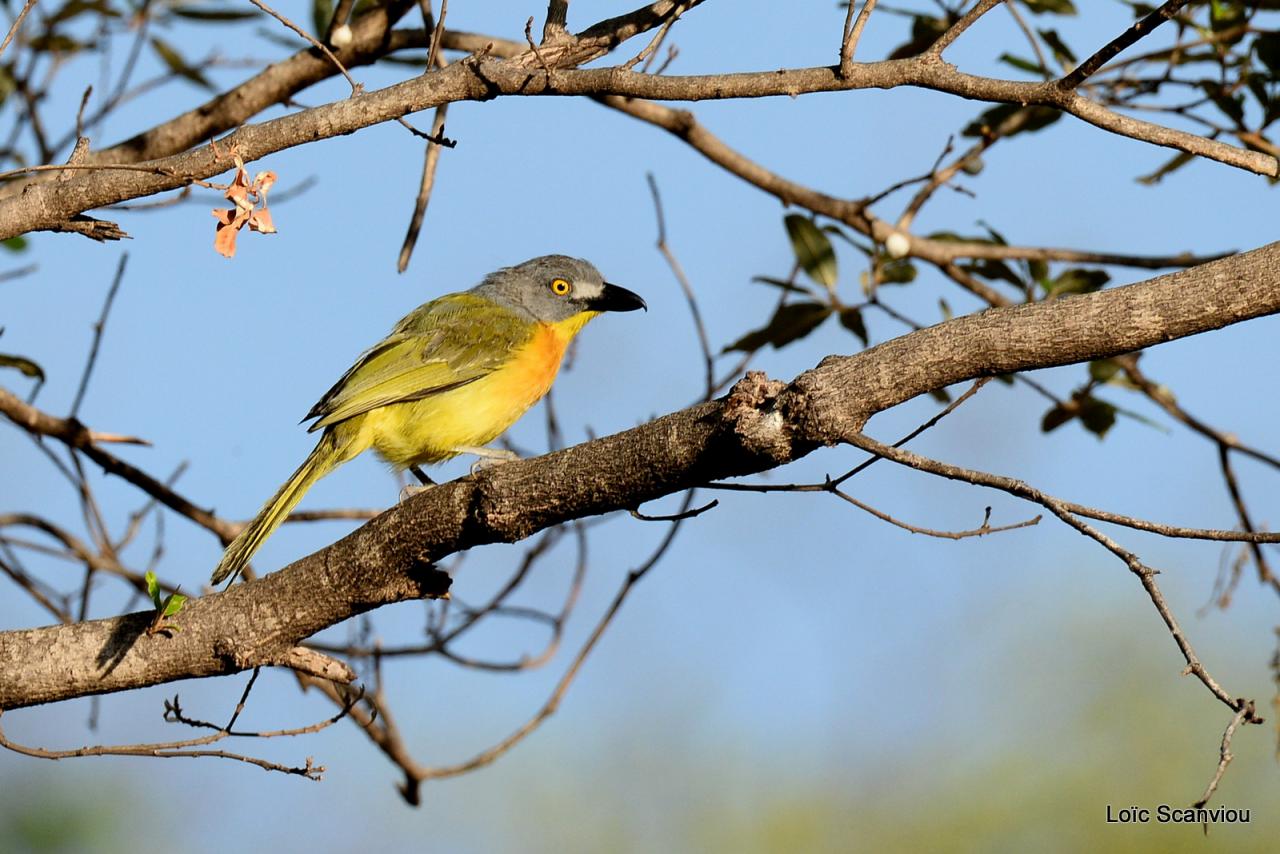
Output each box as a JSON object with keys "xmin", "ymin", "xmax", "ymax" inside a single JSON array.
[{"xmin": 2, "ymin": 241, "xmax": 1278, "ymax": 709}]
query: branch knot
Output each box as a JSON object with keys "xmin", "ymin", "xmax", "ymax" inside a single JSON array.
[{"xmin": 723, "ymin": 371, "xmax": 792, "ymax": 464}]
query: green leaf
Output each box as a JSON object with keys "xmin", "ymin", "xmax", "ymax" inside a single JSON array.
[
  {"xmin": 1041, "ymin": 403, "xmax": 1075, "ymax": 433},
  {"xmin": 1088, "ymin": 359, "xmax": 1121, "ymax": 383},
  {"xmin": 783, "ymin": 215, "xmax": 837, "ymax": 288},
  {"xmin": 1037, "ymin": 28, "xmax": 1076, "ymax": 66},
  {"xmin": 888, "ymin": 13, "xmax": 952, "ymax": 60},
  {"xmin": 1114, "ymin": 404, "xmax": 1169, "ymax": 434},
  {"xmin": 962, "ymin": 104, "xmax": 1062, "ymax": 139},
  {"xmin": 1045, "ymin": 267, "xmax": 1109, "ymax": 297},
  {"xmin": 0, "ymin": 64, "xmax": 14, "ymax": 109},
  {"xmin": 1255, "ymin": 32, "xmax": 1280, "ymax": 75},
  {"xmin": 0, "ymin": 353, "xmax": 44, "ymax": 383},
  {"xmin": 823, "ymin": 225, "xmax": 873, "ymax": 255},
  {"xmin": 723, "ymin": 302, "xmax": 831, "ymax": 353},
  {"xmin": 2, "ymin": 235, "xmax": 27, "ymax": 252},
  {"xmin": 838, "ymin": 306, "xmax": 868, "ymax": 346},
  {"xmin": 1043, "ymin": 393, "xmax": 1117, "ymax": 438},
  {"xmin": 1245, "ymin": 73, "xmax": 1270, "ymax": 116},
  {"xmin": 1021, "ymin": 0, "xmax": 1077, "ymax": 13},
  {"xmin": 145, "ymin": 570, "xmax": 161, "ymax": 607},
  {"xmin": 750, "ymin": 276, "xmax": 813, "ymax": 296},
  {"xmin": 47, "ymin": 0, "xmax": 119, "ymax": 26},
  {"xmin": 169, "ymin": 6, "xmax": 261, "ymax": 21},
  {"xmin": 254, "ymin": 29, "xmax": 308, "ymax": 51},
  {"xmin": 27, "ymin": 34, "xmax": 89, "ymax": 52},
  {"xmin": 1078, "ymin": 395, "xmax": 1117, "ymax": 438},
  {"xmin": 1203, "ymin": 83, "xmax": 1245, "ymax": 125},
  {"xmin": 929, "ymin": 387, "xmax": 952, "ymax": 404},
  {"xmin": 877, "ymin": 258, "xmax": 917, "ymax": 285},
  {"xmin": 1027, "ymin": 258, "xmax": 1049, "ymax": 286},
  {"xmin": 965, "ymin": 259, "xmax": 1023, "ymax": 288},
  {"xmin": 1209, "ymin": 0, "xmax": 1246, "ymax": 44},
  {"xmin": 312, "ymin": 0, "xmax": 333, "ymax": 37},
  {"xmin": 999, "ymin": 53, "xmax": 1049, "ymax": 77},
  {"xmin": 150, "ymin": 37, "xmax": 213, "ymax": 89},
  {"xmin": 1136, "ymin": 150, "xmax": 1194, "ymax": 185},
  {"xmin": 162, "ymin": 592, "xmax": 188, "ymax": 618},
  {"xmin": 977, "ymin": 221, "xmax": 1009, "ymax": 246}
]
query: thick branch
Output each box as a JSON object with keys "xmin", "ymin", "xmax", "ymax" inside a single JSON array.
[
  {"xmin": 3, "ymin": 241, "xmax": 1280, "ymax": 709},
  {"xmin": 4, "ymin": 45, "xmax": 1276, "ymax": 240}
]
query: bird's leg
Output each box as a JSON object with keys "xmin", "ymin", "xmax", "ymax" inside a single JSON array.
[
  {"xmin": 399, "ymin": 465, "xmax": 437, "ymax": 502},
  {"xmin": 454, "ymin": 445, "xmax": 520, "ymax": 476}
]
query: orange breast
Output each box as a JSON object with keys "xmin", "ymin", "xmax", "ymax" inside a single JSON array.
[
  {"xmin": 362, "ymin": 315, "xmax": 594, "ymax": 468},
  {"xmin": 463, "ymin": 321, "xmax": 572, "ymax": 437},
  {"xmin": 510, "ymin": 322, "xmax": 571, "ymax": 401}
]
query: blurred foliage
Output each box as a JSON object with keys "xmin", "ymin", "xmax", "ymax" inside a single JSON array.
[
  {"xmin": 0, "ymin": 775, "xmax": 129, "ymax": 854},
  {"xmin": 488, "ymin": 615, "xmax": 1277, "ymax": 853}
]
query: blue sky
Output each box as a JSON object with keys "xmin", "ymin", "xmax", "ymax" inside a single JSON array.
[{"xmin": 3, "ymin": 2, "xmax": 1279, "ymax": 849}]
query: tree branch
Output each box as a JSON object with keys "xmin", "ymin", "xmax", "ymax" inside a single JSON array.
[
  {"xmin": 4, "ymin": 240, "xmax": 1280, "ymax": 710},
  {"xmin": 5, "ymin": 16, "xmax": 1279, "ymax": 241}
]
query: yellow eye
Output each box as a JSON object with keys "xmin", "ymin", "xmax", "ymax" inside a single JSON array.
[{"xmin": 550, "ymin": 278, "xmax": 572, "ymax": 296}]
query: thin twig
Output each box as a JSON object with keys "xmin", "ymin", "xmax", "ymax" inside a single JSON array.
[
  {"xmin": 1004, "ymin": 0, "xmax": 1048, "ymax": 73},
  {"xmin": 631, "ymin": 497, "xmax": 718, "ymax": 521},
  {"xmin": 899, "ymin": 107, "xmax": 1045, "ymax": 231},
  {"xmin": 831, "ymin": 488, "xmax": 1040, "ymax": 539},
  {"xmin": 844, "ymin": 431, "xmax": 1253, "ymax": 715},
  {"xmin": 543, "ymin": 0, "xmax": 569, "ymax": 42},
  {"xmin": 1217, "ymin": 443, "xmax": 1276, "ymax": 590},
  {"xmin": 1060, "ymin": 0, "xmax": 1192, "ymax": 90},
  {"xmin": 0, "ymin": 676, "xmax": 358, "ymax": 780},
  {"xmin": 927, "ymin": 0, "xmax": 1003, "ymax": 56},
  {"xmin": 325, "ymin": 0, "xmax": 357, "ymax": 45},
  {"xmin": 0, "ymin": 0, "xmax": 37, "ymax": 63},
  {"xmin": 647, "ymin": 173, "xmax": 714, "ymax": 400},
  {"xmin": 1193, "ymin": 702, "xmax": 1256, "ymax": 809},
  {"xmin": 840, "ymin": 0, "xmax": 878, "ymax": 74},
  {"xmin": 833, "ymin": 377, "xmax": 991, "ymax": 487},
  {"xmin": 426, "ymin": 0, "xmax": 447, "ymax": 72},
  {"xmin": 0, "ymin": 388, "xmax": 238, "ymax": 542},
  {"xmin": 0, "ymin": 264, "xmax": 37, "ymax": 283},
  {"xmin": 524, "ymin": 16, "xmax": 553, "ymax": 79},
  {"xmin": 0, "ymin": 161, "xmax": 218, "ymax": 188},
  {"xmin": 397, "ymin": 103, "xmax": 449, "ymax": 273},
  {"xmin": 0, "ymin": 546, "xmax": 70, "ymax": 622},
  {"xmin": 70, "ymin": 253, "xmax": 127, "ymax": 418},
  {"xmin": 622, "ymin": 14, "xmax": 676, "ymax": 70},
  {"xmin": 247, "ymin": 0, "xmax": 363, "ymax": 95},
  {"xmin": 75, "ymin": 86, "xmax": 93, "ymax": 139},
  {"xmin": 419, "ymin": 489, "xmax": 700, "ymax": 784}
]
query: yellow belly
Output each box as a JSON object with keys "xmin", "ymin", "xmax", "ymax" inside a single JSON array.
[{"xmin": 350, "ymin": 317, "xmax": 591, "ymax": 469}]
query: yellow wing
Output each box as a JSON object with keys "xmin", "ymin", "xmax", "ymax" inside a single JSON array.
[{"xmin": 304, "ymin": 292, "xmax": 534, "ymax": 432}]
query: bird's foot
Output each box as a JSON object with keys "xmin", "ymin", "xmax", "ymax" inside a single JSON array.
[
  {"xmin": 399, "ymin": 483, "xmax": 434, "ymax": 502},
  {"xmin": 399, "ymin": 465, "xmax": 437, "ymax": 502},
  {"xmin": 453, "ymin": 445, "xmax": 520, "ymax": 476}
]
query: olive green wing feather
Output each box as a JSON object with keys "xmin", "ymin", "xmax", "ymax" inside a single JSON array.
[{"xmin": 304, "ymin": 293, "xmax": 533, "ymax": 432}]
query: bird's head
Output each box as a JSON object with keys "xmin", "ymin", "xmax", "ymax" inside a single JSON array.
[{"xmin": 474, "ymin": 255, "xmax": 646, "ymax": 324}]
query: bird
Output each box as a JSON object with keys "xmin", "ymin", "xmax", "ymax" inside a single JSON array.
[{"xmin": 210, "ymin": 255, "xmax": 646, "ymax": 585}]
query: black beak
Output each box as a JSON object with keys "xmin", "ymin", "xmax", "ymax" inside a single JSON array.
[{"xmin": 589, "ymin": 282, "xmax": 647, "ymax": 313}]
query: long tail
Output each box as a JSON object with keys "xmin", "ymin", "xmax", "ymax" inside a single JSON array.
[{"xmin": 211, "ymin": 432, "xmax": 345, "ymax": 585}]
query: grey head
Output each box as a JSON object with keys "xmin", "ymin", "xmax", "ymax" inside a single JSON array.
[{"xmin": 471, "ymin": 255, "xmax": 646, "ymax": 323}]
